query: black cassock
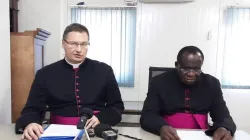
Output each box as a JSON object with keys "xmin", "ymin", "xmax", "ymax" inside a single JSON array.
[
  {"xmin": 140, "ymin": 69, "xmax": 236, "ymax": 136},
  {"xmin": 15, "ymin": 58, "xmax": 124, "ymax": 133}
]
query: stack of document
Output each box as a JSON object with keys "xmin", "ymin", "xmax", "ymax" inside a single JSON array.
[
  {"xmin": 177, "ymin": 130, "xmax": 212, "ymax": 140},
  {"xmin": 39, "ymin": 124, "xmax": 84, "ymax": 140}
]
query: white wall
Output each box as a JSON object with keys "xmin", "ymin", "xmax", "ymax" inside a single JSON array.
[
  {"xmin": 18, "ymin": 0, "xmax": 62, "ymax": 65},
  {"xmin": 18, "ymin": 0, "xmax": 250, "ymax": 133},
  {"xmin": 137, "ymin": 0, "xmax": 221, "ymax": 101},
  {"xmin": 0, "ymin": 0, "xmax": 11, "ymax": 123}
]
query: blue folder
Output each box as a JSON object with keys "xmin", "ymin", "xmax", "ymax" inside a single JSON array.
[{"xmin": 39, "ymin": 125, "xmax": 85, "ymax": 140}]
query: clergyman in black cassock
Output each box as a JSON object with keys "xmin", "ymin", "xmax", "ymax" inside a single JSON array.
[
  {"xmin": 17, "ymin": 23, "xmax": 124, "ymax": 140},
  {"xmin": 140, "ymin": 46, "xmax": 236, "ymax": 140}
]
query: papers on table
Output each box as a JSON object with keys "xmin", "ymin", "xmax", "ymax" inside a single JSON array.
[
  {"xmin": 40, "ymin": 124, "xmax": 84, "ymax": 140},
  {"xmin": 233, "ymin": 130, "xmax": 250, "ymax": 140},
  {"xmin": 177, "ymin": 130, "xmax": 211, "ymax": 140}
]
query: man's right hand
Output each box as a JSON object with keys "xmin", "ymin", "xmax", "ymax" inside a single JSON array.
[
  {"xmin": 160, "ymin": 125, "xmax": 180, "ymax": 140},
  {"xmin": 21, "ymin": 123, "xmax": 44, "ymax": 140}
]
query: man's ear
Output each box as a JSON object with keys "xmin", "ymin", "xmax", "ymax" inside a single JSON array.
[{"xmin": 175, "ymin": 61, "xmax": 178, "ymax": 68}]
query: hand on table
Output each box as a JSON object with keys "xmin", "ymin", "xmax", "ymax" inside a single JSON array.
[
  {"xmin": 21, "ymin": 123, "xmax": 43, "ymax": 140},
  {"xmin": 160, "ymin": 125, "xmax": 180, "ymax": 140},
  {"xmin": 85, "ymin": 115, "xmax": 100, "ymax": 129},
  {"xmin": 213, "ymin": 127, "xmax": 232, "ymax": 140}
]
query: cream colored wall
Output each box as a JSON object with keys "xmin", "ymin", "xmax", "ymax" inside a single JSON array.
[{"xmin": 0, "ymin": 0, "xmax": 11, "ymax": 124}]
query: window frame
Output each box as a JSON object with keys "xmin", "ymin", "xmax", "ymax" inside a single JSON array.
[{"xmin": 216, "ymin": 6, "xmax": 250, "ymax": 89}]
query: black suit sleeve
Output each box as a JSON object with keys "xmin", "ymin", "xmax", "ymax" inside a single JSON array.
[
  {"xmin": 15, "ymin": 70, "xmax": 47, "ymax": 134},
  {"xmin": 96, "ymin": 66, "xmax": 124, "ymax": 126},
  {"xmin": 140, "ymin": 78, "xmax": 167, "ymax": 135},
  {"xmin": 205, "ymin": 79, "xmax": 236, "ymax": 136}
]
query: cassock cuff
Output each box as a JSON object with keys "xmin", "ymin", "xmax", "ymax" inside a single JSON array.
[
  {"xmin": 205, "ymin": 126, "xmax": 235, "ymax": 137},
  {"xmin": 140, "ymin": 116, "xmax": 168, "ymax": 135},
  {"xmin": 96, "ymin": 107, "xmax": 122, "ymax": 126},
  {"xmin": 15, "ymin": 113, "xmax": 42, "ymax": 134},
  {"xmin": 205, "ymin": 117, "xmax": 236, "ymax": 137}
]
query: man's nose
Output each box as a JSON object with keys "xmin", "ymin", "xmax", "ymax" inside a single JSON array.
[
  {"xmin": 187, "ymin": 71, "xmax": 196, "ymax": 76},
  {"xmin": 75, "ymin": 45, "xmax": 82, "ymax": 52}
]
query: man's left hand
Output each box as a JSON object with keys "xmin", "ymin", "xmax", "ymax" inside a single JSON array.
[
  {"xmin": 85, "ymin": 115, "xmax": 100, "ymax": 129},
  {"xmin": 213, "ymin": 127, "xmax": 233, "ymax": 140}
]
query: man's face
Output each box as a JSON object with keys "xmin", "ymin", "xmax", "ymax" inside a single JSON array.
[
  {"xmin": 176, "ymin": 52, "xmax": 203, "ymax": 85},
  {"xmin": 62, "ymin": 31, "xmax": 89, "ymax": 64}
]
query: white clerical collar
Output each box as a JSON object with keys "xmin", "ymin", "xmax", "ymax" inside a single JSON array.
[{"xmin": 65, "ymin": 58, "xmax": 83, "ymax": 68}]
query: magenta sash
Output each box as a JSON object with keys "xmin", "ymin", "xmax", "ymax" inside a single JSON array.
[
  {"xmin": 50, "ymin": 111, "xmax": 100, "ymax": 125},
  {"xmin": 163, "ymin": 113, "xmax": 208, "ymax": 129}
]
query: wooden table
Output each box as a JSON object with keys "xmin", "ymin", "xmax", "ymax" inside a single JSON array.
[{"xmin": 1, "ymin": 124, "xmax": 250, "ymax": 140}]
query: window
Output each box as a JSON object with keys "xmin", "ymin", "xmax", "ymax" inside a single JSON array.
[
  {"xmin": 221, "ymin": 8, "xmax": 250, "ymax": 89},
  {"xmin": 70, "ymin": 6, "xmax": 137, "ymax": 87}
]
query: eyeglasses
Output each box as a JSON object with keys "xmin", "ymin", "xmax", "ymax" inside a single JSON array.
[
  {"xmin": 64, "ymin": 39, "xmax": 90, "ymax": 49},
  {"xmin": 179, "ymin": 68, "xmax": 202, "ymax": 74}
]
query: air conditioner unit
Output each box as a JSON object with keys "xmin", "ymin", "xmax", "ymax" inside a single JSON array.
[
  {"xmin": 139, "ymin": 0, "xmax": 195, "ymax": 3},
  {"xmin": 124, "ymin": 0, "xmax": 138, "ymax": 6}
]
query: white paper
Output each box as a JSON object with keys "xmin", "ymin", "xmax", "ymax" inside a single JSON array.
[
  {"xmin": 177, "ymin": 130, "xmax": 212, "ymax": 140},
  {"xmin": 234, "ymin": 130, "xmax": 250, "ymax": 140},
  {"xmin": 41, "ymin": 124, "xmax": 81, "ymax": 137}
]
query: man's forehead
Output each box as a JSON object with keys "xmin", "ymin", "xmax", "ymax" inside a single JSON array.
[
  {"xmin": 180, "ymin": 52, "xmax": 203, "ymax": 66},
  {"xmin": 182, "ymin": 52, "xmax": 202, "ymax": 59},
  {"xmin": 66, "ymin": 32, "xmax": 89, "ymax": 41}
]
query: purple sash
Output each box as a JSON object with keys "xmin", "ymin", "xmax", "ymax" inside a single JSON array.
[
  {"xmin": 164, "ymin": 113, "xmax": 208, "ymax": 129},
  {"xmin": 50, "ymin": 111, "xmax": 100, "ymax": 125}
]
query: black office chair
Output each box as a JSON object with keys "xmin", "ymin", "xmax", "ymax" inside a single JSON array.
[
  {"xmin": 148, "ymin": 66, "xmax": 175, "ymax": 89},
  {"xmin": 119, "ymin": 67, "xmax": 175, "ymax": 125},
  {"xmin": 117, "ymin": 67, "xmax": 175, "ymax": 127}
]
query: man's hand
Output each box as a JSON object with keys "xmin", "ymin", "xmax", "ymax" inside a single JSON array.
[
  {"xmin": 21, "ymin": 123, "xmax": 43, "ymax": 140},
  {"xmin": 213, "ymin": 127, "xmax": 232, "ymax": 140},
  {"xmin": 85, "ymin": 115, "xmax": 100, "ymax": 129},
  {"xmin": 160, "ymin": 125, "xmax": 180, "ymax": 140}
]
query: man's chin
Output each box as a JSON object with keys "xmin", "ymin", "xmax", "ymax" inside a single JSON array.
[
  {"xmin": 183, "ymin": 80, "xmax": 196, "ymax": 85},
  {"xmin": 71, "ymin": 57, "xmax": 85, "ymax": 63}
]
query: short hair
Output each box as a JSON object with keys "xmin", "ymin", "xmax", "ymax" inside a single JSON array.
[
  {"xmin": 62, "ymin": 23, "xmax": 89, "ymax": 40},
  {"xmin": 177, "ymin": 46, "xmax": 204, "ymax": 63}
]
